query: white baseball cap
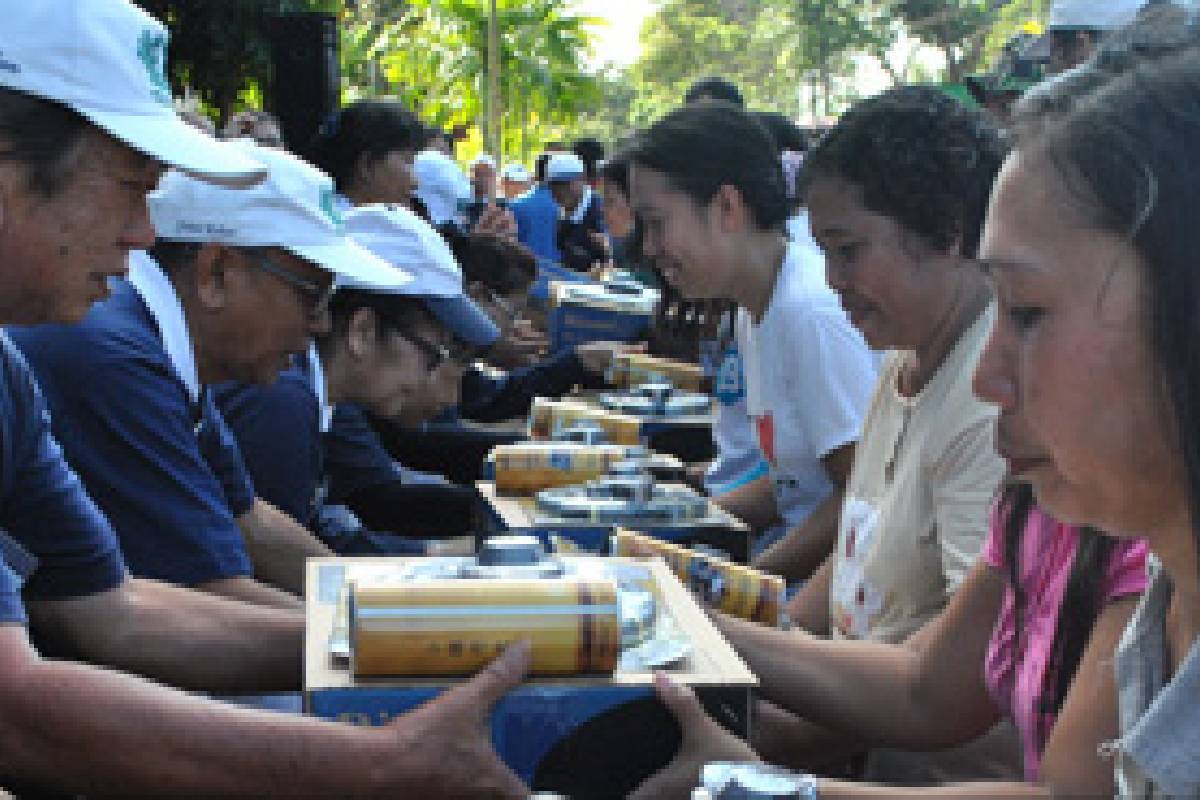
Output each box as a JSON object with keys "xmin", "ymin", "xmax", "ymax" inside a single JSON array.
[
  {"xmin": 1024, "ymin": 0, "xmax": 1148, "ymax": 59},
  {"xmin": 0, "ymin": 0, "xmax": 265, "ymax": 184},
  {"xmin": 501, "ymin": 162, "xmax": 531, "ymax": 182},
  {"xmin": 545, "ymin": 153, "xmax": 586, "ymax": 182},
  {"xmin": 344, "ymin": 205, "xmax": 499, "ymax": 347},
  {"xmin": 470, "ymin": 153, "xmax": 498, "ymax": 170},
  {"xmin": 414, "ymin": 149, "xmax": 472, "ymax": 226},
  {"xmin": 149, "ymin": 140, "xmax": 409, "ymax": 289}
]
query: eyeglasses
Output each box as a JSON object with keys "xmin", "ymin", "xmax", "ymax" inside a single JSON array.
[
  {"xmin": 244, "ymin": 251, "xmax": 336, "ymax": 321},
  {"xmin": 394, "ymin": 329, "xmax": 476, "ymax": 372}
]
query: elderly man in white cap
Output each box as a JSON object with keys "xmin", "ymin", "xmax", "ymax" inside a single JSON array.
[
  {"xmin": 12, "ymin": 141, "xmax": 406, "ymax": 605},
  {"xmin": 1024, "ymin": 0, "xmax": 1149, "ymax": 75},
  {"xmin": 470, "ymin": 152, "xmax": 498, "ymax": 203},
  {"xmin": 500, "ymin": 161, "xmax": 533, "ymax": 200},
  {"xmin": 0, "ymin": 1, "xmax": 529, "ymax": 797},
  {"xmin": 546, "ymin": 152, "xmax": 608, "ymax": 272},
  {"xmin": 213, "ymin": 203, "xmax": 500, "ymax": 553}
]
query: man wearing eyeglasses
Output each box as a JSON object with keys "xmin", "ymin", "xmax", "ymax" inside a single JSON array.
[
  {"xmin": 213, "ymin": 203, "xmax": 499, "ymax": 553},
  {"xmin": 10, "ymin": 141, "xmax": 406, "ymax": 606}
]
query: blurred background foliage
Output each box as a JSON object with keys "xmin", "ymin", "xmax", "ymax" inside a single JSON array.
[{"xmin": 142, "ymin": 0, "xmax": 1051, "ymax": 163}]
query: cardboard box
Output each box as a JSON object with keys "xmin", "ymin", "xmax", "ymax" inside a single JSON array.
[
  {"xmin": 547, "ymin": 280, "xmax": 657, "ymax": 351},
  {"xmin": 477, "ymin": 480, "xmax": 754, "ymax": 564},
  {"xmin": 305, "ymin": 557, "xmax": 756, "ymax": 799}
]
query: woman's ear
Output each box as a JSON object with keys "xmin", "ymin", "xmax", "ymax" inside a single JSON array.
[
  {"xmin": 712, "ymin": 183, "xmax": 750, "ymax": 234},
  {"xmin": 346, "ymin": 306, "xmax": 377, "ymax": 358}
]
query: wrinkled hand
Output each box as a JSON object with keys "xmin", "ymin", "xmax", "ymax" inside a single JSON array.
[
  {"xmin": 385, "ymin": 640, "xmax": 532, "ymax": 798},
  {"xmin": 574, "ymin": 341, "xmax": 645, "ymax": 377},
  {"xmin": 473, "ymin": 203, "xmax": 518, "ymax": 240},
  {"xmin": 627, "ymin": 671, "xmax": 760, "ymax": 800}
]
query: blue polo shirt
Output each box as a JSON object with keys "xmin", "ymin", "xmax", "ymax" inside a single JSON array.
[
  {"xmin": 213, "ymin": 358, "xmax": 322, "ymax": 529},
  {"xmin": 511, "ymin": 184, "xmax": 562, "ymax": 264},
  {"xmin": 324, "ymin": 404, "xmax": 448, "ymax": 501},
  {"xmin": 9, "ymin": 281, "xmax": 255, "ymax": 587},
  {"xmin": 0, "ymin": 333, "xmax": 126, "ymax": 623}
]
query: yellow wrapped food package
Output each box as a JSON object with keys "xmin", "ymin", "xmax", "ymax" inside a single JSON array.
[{"xmin": 351, "ymin": 578, "xmax": 621, "ymax": 677}]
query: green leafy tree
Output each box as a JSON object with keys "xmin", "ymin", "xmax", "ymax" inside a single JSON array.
[
  {"xmin": 886, "ymin": 0, "xmax": 1049, "ymax": 82},
  {"xmin": 141, "ymin": 0, "xmax": 338, "ymax": 122},
  {"xmin": 342, "ymin": 0, "xmax": 601, "ymax": 163}
]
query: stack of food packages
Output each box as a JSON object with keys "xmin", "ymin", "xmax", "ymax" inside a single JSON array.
[
  {"xmin": 350, "ymin": 578, "xmax": 622, "ymax": 677},
  {"xmin": 490, "ymin": 442, "xmax": 634, "ymax": 493},
  {"xmin": 527, "ymin": 397, "xmax": 642, "ymax": 445},
  {"xmin": 614, "ymin": 529, "xmax": 785, "ymax": 627},
  {"xmin": 608, "ymin": 352, "xmax": 707, "ymax": 393}
]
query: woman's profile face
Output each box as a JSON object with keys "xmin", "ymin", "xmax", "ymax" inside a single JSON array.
[
  {"xmin": 973, "ymin": 150, "xmax": 1187, "ymax": 537},
  {"xmin": 806, "ymin": 173, "xmax": 951, "ymax": 351},
  {"xmin": 629, "ymin": 164, "xmax": 729, "ymax": 300}
]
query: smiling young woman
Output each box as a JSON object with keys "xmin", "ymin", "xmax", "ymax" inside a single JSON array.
[{"xmin": 627, "ymin": 102, "xmax": 878, "ymax": 571}]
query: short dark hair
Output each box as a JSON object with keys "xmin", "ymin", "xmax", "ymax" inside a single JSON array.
[
  {"xmin": 448, "ymin": 231, "xmax": 537, "ymax": 296},
  {"xmin": 307, "ymin": 100, "xmax": 426, "ymax": 192},
  {"xmin": 0, "ymin": 87, "xmax": 90, "ymax": 197},
  {"xmin": 326, "ymin": 289, "xmax": 436, "ymax": 341},
  {"xmin": 684, "ymin": 77, "xmax": 744, "ymax": 107},
  {"xmin": 800, "ymin": 85, "xmax": 1006, "ymax": 258},
  {"xmin": 624, "ymin": 101, "xmax": 789, "ymax": 231},
  {"xmin": 572, "ymin": 137, "xmax": 605, "ymax": 180},
  {"xmin": 599, "ymin": 154, "xmax": 630, "ymax": 197},
  {"xmin": 147, "ymin": 240, "xmax": 205, "ymax": 276},
  {"xmin": 753, "ymin": 111, "xmax": 808, "ymax": 154}
]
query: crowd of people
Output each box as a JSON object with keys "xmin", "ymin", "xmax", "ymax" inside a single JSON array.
[{"xmin": 0, "ymin": 0, "xmax": 1197, "ymax": 797}]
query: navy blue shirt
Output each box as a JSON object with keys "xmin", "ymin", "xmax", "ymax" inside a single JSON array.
[
  {"xmin": 511, "ymin": 184, "xmax": 562, "ymax": 264},
  {"xmin": 0, "ymin": 334, "xmax": 125, "ymax": 623},
  {"xmin": 325, "ymin": 403, "xmax": 432, "ymax": 501},
  {"xmin": 455, "ymin": 348, "xmax": 598, "ymax": 423},
  {"xmin": 10, "ymin": 281, "xmax": 255, "ymax": 586},
  {"xmin": 213, "ymin": 359, "xmax": 323, "ymax": 529}
]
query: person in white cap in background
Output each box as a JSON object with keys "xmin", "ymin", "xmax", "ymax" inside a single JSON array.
[
  {"xmin": 416, "ymin": 146, "xmax": 518, "ymax": 240},
  {"xmin": 546, "ymin": 152, "xmax": 608, "ymax": 272},
  {"xmin": 414, "ymin": 147, "xmax": 473, "ymax": 228},
  {"xmin": 213, "ymin": 203, "xmax": 500, "ymax": 554},
  {"xmin": 470, "ymin": 153, "xmax": 498, "ymax": 203},
  {"xmin": 500, "ymin": 161, "xmax": 533, "ymax": 200},
  {"xmin": 1023, "ymin": 0, "xmax": 1148, "ymax": 75},
  {"xmin": 12, "ymin": 140, "xmax": 403, "ymax": 605},
  {"xmin": 0, "ymin": 1, "xmax": 530, "ymax": 797}
]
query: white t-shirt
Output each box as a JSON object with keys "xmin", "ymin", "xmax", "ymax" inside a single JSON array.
[
  {"xmin": 827, "ymin": 306, "xmax": 1002, "ymax": 644},
  {"xmin": 704, "ymin": 337, "xmax": 769, "ymax": 494},
  {"xmin": 736, "ymin": 227, "xmax": 877, "ymax": 529}
]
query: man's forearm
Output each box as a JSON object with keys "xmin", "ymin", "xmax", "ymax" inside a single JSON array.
[
  {"xmin": 0, "ymin": 631, "xmax": 395, "ymax": 798},
  {"xmin": 238, "ymin": 498, "xmax": 333, "ymax": 595},
  {"xmin": 196, "ymin": 575, "xmax": 304, "ymax": 611},
  {"xmin": 752, "ymin": 488, "xmax": 842, "ymax": 580},
  {"xmin": 29, "ymin": 579, "xmax": 304, "ymax": 692}
]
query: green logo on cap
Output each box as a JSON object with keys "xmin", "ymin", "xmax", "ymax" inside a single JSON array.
[
  {"xmin": 319, "ymin": 187, "xmax": 344, "ymax": 229},
  {"xmin": 138, "ymin": 29, "xmax": 172, "ymax": 106}
]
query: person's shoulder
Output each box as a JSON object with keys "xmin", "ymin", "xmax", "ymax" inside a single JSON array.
[
  {"xmin": 12, "ymin": 281, "xmax": 163, "ymax": 368},
  {"xmin": 214, "ymin": 367, "xmax": 316, "ymax": 421}
]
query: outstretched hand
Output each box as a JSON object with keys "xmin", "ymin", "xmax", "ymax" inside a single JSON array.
[
  {"xmin": 385, "ymin": 639, "xmax": 532, "ymax": 798},
  {"xmin": 627, "ymin": 671, "xmax": 760, "ymax": 800},
  {"xmin": 575, "ymin": 340, "xmax": 645, "ymax": 377}
]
